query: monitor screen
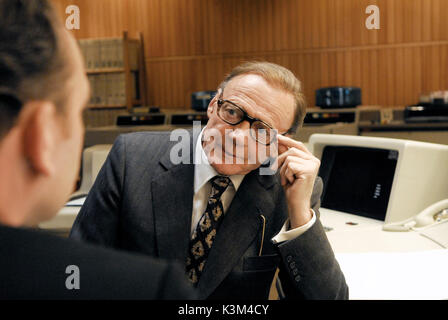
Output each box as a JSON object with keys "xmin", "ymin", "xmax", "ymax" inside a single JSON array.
[{"xmin": 319, "ymin": 146, "xmax": 399, "ymax": 220}]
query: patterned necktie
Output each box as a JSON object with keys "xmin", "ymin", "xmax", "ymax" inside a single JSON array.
[{"xmin": 186, "ymin": 175, "xmax": 232, "ymax": 285}]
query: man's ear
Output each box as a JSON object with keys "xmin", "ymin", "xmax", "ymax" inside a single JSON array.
[
  {"xmin": 20, "ymin": 101, "xmax": 57, "ymax": 177},
  {"xmin": 207, "ymin": 89, "xmax": 221, "ymax": 118}
]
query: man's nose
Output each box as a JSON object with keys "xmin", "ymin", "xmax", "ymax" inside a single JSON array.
[{"xmin": 227, "ymin": 121, "xmax": 251, "ymax": 141}]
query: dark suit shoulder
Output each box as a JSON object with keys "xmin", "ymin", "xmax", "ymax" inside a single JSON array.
[
  {"xmin": 69, "ymin": 130, "xmax": 190, "ymax": 246},
  {"xmin": 116, "ymin": 131, "xmax": 172, "ymax": 158},
  {"xmin": 120, "ymin": 131, "xmax": 172, "ymax": 144},
  {"xmin": 0, "ymin": 225, "xmax": 196, "ymax": 299},
  {"xmin": 117, "ymin": 131, "xmax": 185, "ymax": 169}
]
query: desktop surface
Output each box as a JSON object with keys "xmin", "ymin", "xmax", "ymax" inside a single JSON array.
[{"xmin": 39, "ymin": 200, "xmax": 448, "ymax": 300}]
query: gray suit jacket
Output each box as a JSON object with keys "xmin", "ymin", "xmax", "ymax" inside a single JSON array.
[{"xmin": 70, "ymin": 130, "xmax": 348, "ymax": 300}]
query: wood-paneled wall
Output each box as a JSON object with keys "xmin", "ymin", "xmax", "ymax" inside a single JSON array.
[{"xmin": 52, "ymin": 0, "xmax": 448, "ymax": 109}]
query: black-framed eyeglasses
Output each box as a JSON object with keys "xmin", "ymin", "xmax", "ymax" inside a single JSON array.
[{"xmin": 216, "ymin": 93, "xmax": 290, "ymax": 145}]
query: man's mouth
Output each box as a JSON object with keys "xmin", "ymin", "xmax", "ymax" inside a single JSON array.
[
  {"xmin": 221, "ymin": 144, "xmax": 246, "ymax": 160},
  {"xmin": 208, "ymin": 141, "xmax": 246, "ymax": 162}
]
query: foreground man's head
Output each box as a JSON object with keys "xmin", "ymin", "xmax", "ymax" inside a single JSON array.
[{"xmin": 0, "ymin": 0, "xmax": 90, "ymax": 226}]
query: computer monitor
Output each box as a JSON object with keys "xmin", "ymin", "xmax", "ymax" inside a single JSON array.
[
  {"xmin": 71, "ymin": 144, "xmax": 112, "ymax": 199},
  {"xmin": 309, "ymin": 134, "xmax": 448, "ymax": 224}
]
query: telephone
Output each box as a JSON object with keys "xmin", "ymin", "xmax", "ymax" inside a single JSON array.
[{"xmin": 383, "ymin": 199, "xmax": 448, "ymax": 232}]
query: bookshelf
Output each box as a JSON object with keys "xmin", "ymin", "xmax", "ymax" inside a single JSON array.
[{"xmin": 78, "ymin": 31, "xmax": 147, "ymax": 112}]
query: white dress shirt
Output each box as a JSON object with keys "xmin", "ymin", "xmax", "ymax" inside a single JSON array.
[{"xmin": 191, "ymin": 127, "xmax": 316, "ymax": 243}]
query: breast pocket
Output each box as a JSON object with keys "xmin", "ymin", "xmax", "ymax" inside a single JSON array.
[{"xmin": 243, "ymin": 254, "xmax": 280, "ymax": 272}]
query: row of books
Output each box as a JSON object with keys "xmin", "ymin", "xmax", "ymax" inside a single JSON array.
[
  {"xmin": 78, "ymin": 38, "xmax": 139, "ymax": 71},
  {"xmin": 88, "ymin": 73, "xmax": 137, "ymax": 107}
]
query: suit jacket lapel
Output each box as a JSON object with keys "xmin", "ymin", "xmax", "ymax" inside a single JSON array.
[
  {"xmin": 197, "ymin": 169, "xmax": 278, "ymax": 298},
  {"xmin": 151, "ymin": 128, "xmax": 199, "ymax": 262},
  {"xmin": 151, "ymin": 164, "xmax": 194, "ymax": 262}
]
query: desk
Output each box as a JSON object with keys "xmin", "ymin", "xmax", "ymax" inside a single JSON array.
[
  {"xmin": 320, "ymin": 209, "xmax": 440, "ymax": 253},
  {"xmin": 38, "ymin": 204, "xmax": 81, "ymax": 232},
  {"xmin": 320, "ymin": 209, "xmax": 448, "ymax": 299},
  {"xmin": 359, "ymin": 122, "xmax": 448, "ymax": 145},
  {"xmin": 40, "ymin": 202, "xmax": 448, "ymax": 299}
]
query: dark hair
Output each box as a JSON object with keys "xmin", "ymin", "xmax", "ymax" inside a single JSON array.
[
  {"xmin": 219, "ymin": 61, "xmax": 307, "ymax": 134},
  {"xmin": 0, "ymin": 0, "xmax": 70, "ymax": 139}
]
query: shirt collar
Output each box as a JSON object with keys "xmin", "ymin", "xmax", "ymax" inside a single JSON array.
[{"xmin": 194, "ymin": 126, "xmax": 245, "ymax": 194}]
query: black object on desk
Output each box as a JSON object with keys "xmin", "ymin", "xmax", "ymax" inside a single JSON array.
[
  {"xmin": 170, "ymin": 113, "xmax": 208, "ymax": 125},
  {"xmin": 316, "ymin": 87, "xmax": 362, "ymax": 109},
  {"xmin": 404, "ymin": 104, "xmax": 448, "ymax": 123},
  {"xmin": 191, "ymin": 91, "xmax": 216, "ymax": 111},
  {"xmin": 304, "ymin": 110, "xmax": 356, "ymax": 124},
  {"xmin": 116, "ymin": 113, "xmax": 166, "ymax": 126}
]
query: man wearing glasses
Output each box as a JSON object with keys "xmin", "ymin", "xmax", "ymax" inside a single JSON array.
[{"xmin": 71, "ymin": 62, "xmax": 348, "ymax": 300}]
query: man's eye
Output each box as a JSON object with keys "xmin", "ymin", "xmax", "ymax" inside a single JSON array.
[{"xmin": 224, "ymin": 105, "xmax": 239, "ymax": 117}]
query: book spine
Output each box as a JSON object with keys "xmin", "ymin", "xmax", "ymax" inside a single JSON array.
[
  {"xmin": 93, "ymin": 39, "xmax": 101, "ymax": 69},
  {"xmin": 77, "ymin": 40, "xmax": 87, "ymax": 69},
  {"xmin": 106, "ymin": 39, "xmax": 114, "ymax": 68},
  {"xmin": 87, "ymin": 75, "xmax": 96, "ymax": 105},
  {"xmin": 106, "ymin": 74, "xmax": 115, "ymax": 106},
  {"xmin": 86, "ymin": 39, "xmax": 93, "ymax": 70},
  {"xmin": 98, "ymin": 74, "xmax": 107, "ymax": 105},
  {"xmin": 99, "ymin": 39, "xmax": 107, "ymax": 68},
  {"xmin": 117, "ymin": 39, "xmax": 124, "ymax": 68}
]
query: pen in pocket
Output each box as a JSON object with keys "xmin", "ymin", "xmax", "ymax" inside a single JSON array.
[{"xmin": 258, "ymin": 214, "xmax": 266, "ymax": 256}]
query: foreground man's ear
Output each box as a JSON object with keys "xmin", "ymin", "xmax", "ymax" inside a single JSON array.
[{"xmin": 21, "ymin": 100, "xmax": 58, "ymax": 177}]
